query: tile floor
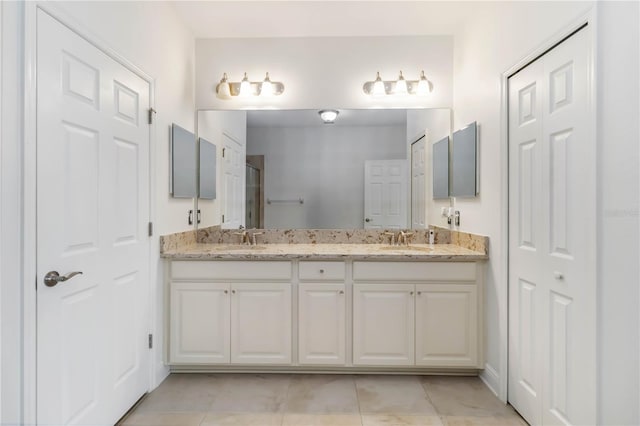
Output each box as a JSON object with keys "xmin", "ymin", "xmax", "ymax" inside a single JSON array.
[{"xmin": 119, "ymin": 374, "xmax": 527, "ymax": 426}]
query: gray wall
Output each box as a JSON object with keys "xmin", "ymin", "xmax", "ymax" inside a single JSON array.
[{"xmin": 247, "ymin": 125, "xmax": 406, "ymax": 229}]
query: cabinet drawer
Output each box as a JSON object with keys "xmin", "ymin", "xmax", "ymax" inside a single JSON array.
[
  {"xmin": 299, "ymin": 261, "xmax": 345, "ymax": 281},
  {"xmin": 353, "ymin": 261, "xmax": 476, "ymax": 282},
  {"xmin": 171, "ymin": 261, "xmax": 291, "ymax": 280}
]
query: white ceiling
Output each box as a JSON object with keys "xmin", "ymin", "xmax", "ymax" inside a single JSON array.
[
  {"xmin": 171, "ymin": 1, "xmax": 474, "ymax": 39},
  {"xmin": 246, "ymin": 109, "xmax": 407, "ymax": 128}
]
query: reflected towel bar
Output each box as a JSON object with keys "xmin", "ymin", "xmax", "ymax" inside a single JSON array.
[{"xmin": 267, "ymin": 198, "xmax": 304, "ymax": 205}]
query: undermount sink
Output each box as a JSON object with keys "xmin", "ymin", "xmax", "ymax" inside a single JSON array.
[
  {"xmin": 378, "ymin": 245, "xmax": 435, "ymax": 252},
  {"xmin": 212, "ymin": 245, "xmax": 268, "ymax": 251}
]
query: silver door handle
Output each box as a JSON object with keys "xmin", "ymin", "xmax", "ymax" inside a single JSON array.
[{"xmin": 44, "ymin": 271, "xmax": 83, "ymax": 287}]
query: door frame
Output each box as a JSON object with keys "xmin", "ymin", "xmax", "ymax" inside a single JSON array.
[
  {"xmin": 23, "ymin": 3, "xmax": 157, "ymax": 423},
  {"xmin": 499, "ymin": 8, "xmax": 597, "ymax": 403}
]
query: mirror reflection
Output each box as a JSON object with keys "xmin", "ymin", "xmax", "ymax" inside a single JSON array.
[{"xmin": 196, "ymin": 108, "xmax": 451, "ymax": 229}]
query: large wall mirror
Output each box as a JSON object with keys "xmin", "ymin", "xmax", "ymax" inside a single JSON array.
[{"xmin": 196, "ymin": 108, "xmax": 451, "ymax": 229}]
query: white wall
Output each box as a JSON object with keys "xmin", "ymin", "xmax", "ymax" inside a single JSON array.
[
  {"xmin": 451, "ymin": 0, "xmax": 596, "ymax": 400},
  {"xmin": 197, "ymin": 110, "xmax": 247, "ymax": 228},
  {"xmin": 0, "ymin": 2, "xmax": 195, "ymax": 422},
  {"xmin": 196, "ymin": 36, "xmax": 453, "ymax": 110},
  {"xmin": 596, "ymin": 2, "xmax": 639, "ymax": 424},
  {"xmin": 247, "ymin": 125, "xmax": 406, "ymax": 228},
  {"xmin": 406, "ymin": 108, "xmax": 452, "ymax": 228}
]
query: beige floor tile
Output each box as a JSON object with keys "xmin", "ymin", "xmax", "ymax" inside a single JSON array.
[
  {"xmin": 282, "ymin": 413, "xmax": 363, "ymax": 426},
  {"xmin": 208, "ymin": 373, "xmax": 292, "ymax": 413},
  {"xmin": 442, "ymin": 416, "xmax": 528, "ymax": 426},
  {"xmin": 285, "ymin": 375, "xmax": 359, "ymax": 414},
  {"xmin": 356, "ymin": 376, "xmax": 437, "ymax": 415},
  {"xmin": 421, "ymin": 377, "xmax": 517, "ymax": 418},
  {"xmin": 119, "ymin": 411, "xmax": 205, "ymax": 426},
  {"xmin": 361, "ymin": 414, "xmax": 444, "ymax": 425},
  {"xmin": 135, "ymin": 374, "xmax": 220, "ymax": 412},
  {"xmin": 201, "ymin": 412, "xmax": 284, "ymax": 425}
]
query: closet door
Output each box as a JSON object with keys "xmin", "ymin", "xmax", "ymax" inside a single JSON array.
[{"xmin": 508, "ymin": 25, "xmax": 595, "ymax": 426}]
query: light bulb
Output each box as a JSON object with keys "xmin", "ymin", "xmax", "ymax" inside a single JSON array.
[
  {"xmin": 216, "ymin": 73, "xmax": 231, "ymax": 99},
  {"xmin": 394, "ymin": 71, "xmax": 408, "ymax": 95},
  {"xmin": 261, "ymin": 72, "xmax": 273, "ymax": 97},
  {"xmin": 416, "ymin": 70, "xmax": 431, "ymax": 96},
  {"xmin": 318, "ymin": 109, "xmax": 339, "ymax": 123},
  {"xmin": 372, "ymin": 72, "xmax": 386, "ymax": 96},
  {"xmin": 239, "ymin": 72, "xmax": 251, "ymax": 97}
]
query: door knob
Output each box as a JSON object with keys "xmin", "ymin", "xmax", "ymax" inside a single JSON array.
[
  {"xmin": 44, "ymin": 271, "xmax": 83, "ymax": 287},
  {"xmin": 365, "ymin": 218, "xmax": 371, "ymax": 222}
]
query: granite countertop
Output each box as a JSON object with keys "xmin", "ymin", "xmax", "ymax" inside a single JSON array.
[{"xmin": 161, "ymin": 243, "xmax": 488, "ymax": 261}]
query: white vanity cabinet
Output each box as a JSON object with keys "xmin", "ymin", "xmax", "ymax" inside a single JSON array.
[
  {"xmin": 352, "ymin": 261, "xmax": 481, "ymax": 368},
  {"xmin": 298, "ymin": 261, "xmax": 346, "ymax": 365},
  {"xmin": 169, "ymin": 261, "xmax": 292, "ymax": 365},
  {"xmin": 167, "ymin": 256, "xmax": 483, "ymax": 370}
]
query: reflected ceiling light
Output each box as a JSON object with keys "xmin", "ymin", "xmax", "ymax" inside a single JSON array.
[
  {"xmin": 362, "ymin": 70, "xmax": 434, "ymax": 97},
  {"xmin": 215, "ymin": 72, "xmax": 285, "ymax": 99},
  {"xmin": 318, "ymin": 109, "xmax": 339, "ymax": 124}
]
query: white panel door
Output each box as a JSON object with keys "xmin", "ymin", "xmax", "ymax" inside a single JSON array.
[
  {"xmin": 509, "ymin": 26, "xmax": 595, "ymax": 426},
  {"xmin": 353, "ymin": 284, "xmax": 414, "ymax": 366},
  {"xmin": 415, "ymin": 284, "xmax": 478, "ymax": 367},
  {"xmin": 298, "ymin": 283, "xmax": 346, "ymax": 365},
  {"xmin": 170, "ymin": 283, "xmax": 230, "ymax": 364},
  {"xmin": 411, "ymin": 137, "xmax": 427, "ymax": 229},
  {"xmin": 36, "ymin": 10, "xmax": 150, "ymax": 425},
  {"xmin": 231, "ymin": 283, "xmax": 291, "ymax": 364},
  {"xmin": 364, "ymin": 160, "xmax": 409, "ymax": 229},
  {"xmin": 222, "ymin": 133, "xmax": 245, "ymax": 229}
]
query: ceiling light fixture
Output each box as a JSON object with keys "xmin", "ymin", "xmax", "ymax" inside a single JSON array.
[
  {"xmin": 215, "ymin": 72, "xmax": 285, "ymax": 99},
  {"xmin": 318, "ymin": 109, "xmax": 339, "ymax": 124},
  {"xmin": 362, "ymin": 70, "xmax": 434, "ymax": 97}
]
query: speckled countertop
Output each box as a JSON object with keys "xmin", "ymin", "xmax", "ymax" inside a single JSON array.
[{"xmin": 161, "ymin": 243, "xmax": 488, "ymax": 261}]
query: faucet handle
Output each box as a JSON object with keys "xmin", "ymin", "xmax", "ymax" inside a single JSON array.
[
  {"xmin": 383, "ymin": 231, "xmax": 396, "ymax": 245},
  {"xmin": 250, "ymin": 232, "xmax": 264, "ymax": 245}
]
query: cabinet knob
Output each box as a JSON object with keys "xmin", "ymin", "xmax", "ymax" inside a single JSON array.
[
  {"xmin": 410, "ymin": 291, "xmax": 414, "ymax": 296},
  {"xmin": 232, "ymin": 289, "xmax": 236, "ymax": 294},
  {"xmin": 224, "ymin": 290, "xmax": 228, "ymax": 294},
  {"xmin": 417, "ymin": 291, "xmax": 422, "ymax": 295},
  {"xmin": 339, "ymin": 290, "xmax": 344, "ymax": 294},
  {"xmin": 319, "ymin": 269, "xmax": 325, "ymax": 274}
]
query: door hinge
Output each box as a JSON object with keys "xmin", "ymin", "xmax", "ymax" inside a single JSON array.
[
  {"xmin": 222, "ymin": 214, "xmax": 225, "ymax": 223},
  {"xmin": 148, "ymin": 333, "xmax": 153, "ymax": 349},
  {"xmin": 148, "ymin": 222, "xmax": 153, "ymax": 237},
  {"xmin": 148, "ymin": 108, "xmax": 156, "ymax": 125},
  {"xmin": 222, "ymin": 147, "xmax": 226, "ymax": 158}
]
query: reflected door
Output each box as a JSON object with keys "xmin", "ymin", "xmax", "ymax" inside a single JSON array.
[
  {"xmin": 508, "ymin": 25, "xmax": 595, "ymax": 426},
  {"xmin": 245, "ymin": 164, "xmax": 260, "ymax": 228},
  {"xmin": 36, "ymin": 10, "xmax": 150, "ymax": 425},
  {"xmin": 364, "ymin": 160, "xmax": 408, "ymax": 229}
]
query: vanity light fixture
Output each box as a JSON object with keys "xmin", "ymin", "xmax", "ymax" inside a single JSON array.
[
  {"xmin": 362, "ymin": 70, "xmax": 434, "ymax": 96},
  {"xmin": 215, "ymin": 72, "xmax": 285, "ymax": 99},
  {"xmin": 318, "ymin": 109, "xmax": 339, "ymax": 124}
]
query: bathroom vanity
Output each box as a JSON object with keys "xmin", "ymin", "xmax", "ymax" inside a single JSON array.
[{"xmin": 162, "ymin": 231, "xmax": 488, "ymax": 373}]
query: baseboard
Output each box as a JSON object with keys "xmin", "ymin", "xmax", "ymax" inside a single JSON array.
[
  {"xmin": 480, "ymin": 363, "xmax": 503, "ymax": 401},
  {"xmin": 153, "ymin": 363, "xmax": 170, "ymax": 391}
]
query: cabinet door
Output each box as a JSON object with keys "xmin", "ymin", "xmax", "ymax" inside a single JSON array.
[
  {"xmin": 298, "ymin": 283, "xmax": 346, "ymax": 365},
  {"xmin": 415, "ymin": 284, "xmax": 478, "ymax": 367},
  {"xmin": 170, "ymin": 282, "xmax": 230, "ymax": 364},
  {"xmin": 231, "ymin": 283, "xmax": 292, "ymax": 364},
  {"xmin": 353, "ymin": 284, "xmax": 415, "ymax": 366}
]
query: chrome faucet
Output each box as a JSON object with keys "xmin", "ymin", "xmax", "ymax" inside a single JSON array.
[
  {"xmin": 383, "ymin": 231, "xmax": 396, "ymax": 246},
  {"xmin": 399, "ymin": 231, "xmax": 414, "ymax": 245},
  {"xmin": 233, "ymin": 230, "xmax": 248, "ymax": 245}
]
